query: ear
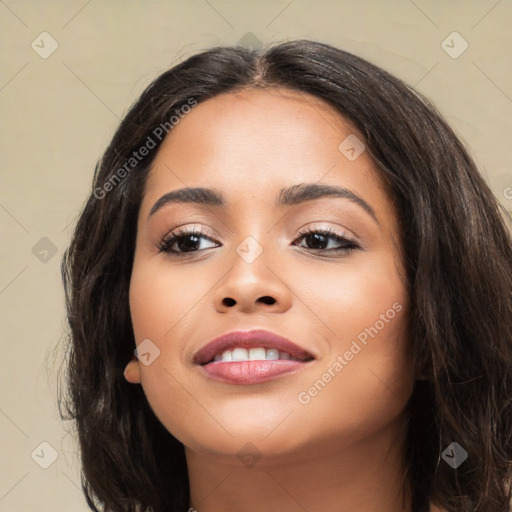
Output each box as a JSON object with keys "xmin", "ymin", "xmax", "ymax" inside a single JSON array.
[{"xmin": 123, "ymin": 355, "xmax": 142, "ymax": 384}]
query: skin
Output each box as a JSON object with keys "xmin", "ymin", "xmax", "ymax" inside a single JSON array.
[{"xmin": 124, "ymin": 87, "xmax": 422, "ymax": 512}]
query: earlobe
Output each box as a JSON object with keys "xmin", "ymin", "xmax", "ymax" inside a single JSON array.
[{"xmin": 123, "ymin": 356, "xmax": 142, "ymax": 384}]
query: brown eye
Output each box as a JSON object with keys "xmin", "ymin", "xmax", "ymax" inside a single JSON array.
[
  {"xmin": 157, "ymin": 230, "xmax": 219, "ymax": 255},
  {"xmin": 294, "ymin": 228, "xmax": 359, "ymax": 252}
]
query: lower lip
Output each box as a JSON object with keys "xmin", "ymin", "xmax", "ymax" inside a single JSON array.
[{"xmin": 199, "ymin": 360, "xmax": 310, "ymax": 385}]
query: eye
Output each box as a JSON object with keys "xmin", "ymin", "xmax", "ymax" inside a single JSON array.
[
  {"xmin": 157, "ymin": 228, "xmax": 219, "ymax": 255},
  {"xmin": 157, "ymin": 226, "xmax": 360, "ymax": 256},
  {"xmin": 293, "ymin": 226, "xmax": 359, "ymax": 253}
]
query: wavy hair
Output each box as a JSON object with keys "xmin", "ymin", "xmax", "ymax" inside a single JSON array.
[{"xmin": 59, "ymin": 39, "xmax": 512, "ymax": 512}]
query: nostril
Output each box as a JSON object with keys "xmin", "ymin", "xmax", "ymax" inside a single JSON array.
[{"xmin": 258, "ymin": 296, "xmax": 276, "ymax": 305}]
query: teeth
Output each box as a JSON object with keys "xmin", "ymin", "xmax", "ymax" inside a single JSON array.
[
  {"xmin": 232, "ymin": 348, "xmax": 248, "ymax": 361},
  {"xmin": 221, "ymin": 350, "xmax": 232, "ymax": 362},
  {"xmin": 212, "ymin": 347, "xmax": 296, "ymax": 363},
  {"xmin": 249, "ymin": 347, "xmax": 266, "ymax": 360},
  {"xmin": 266, "ymin": 348, "xmax": 279, "ymax": 360}
]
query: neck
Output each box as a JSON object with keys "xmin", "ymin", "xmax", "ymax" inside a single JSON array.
[{"xmin": 185, "ymin": 415, "xmax": 412, "ymax": 512}]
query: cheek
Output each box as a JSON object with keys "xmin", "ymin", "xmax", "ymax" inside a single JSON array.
[
  {"xmin": 128, "ymin": 258, "xmax": 210, "ymax": 442},
  {"xmin": 295, "ymin": 249, "xmax": 407, "ymax": 345},
  {"xmin": 129, "ymin": 256, "xmax": 210, "ymax": 343},
  {"xmin": 289, "ymin": 252, "xmax": 412, "ymax": 438}
]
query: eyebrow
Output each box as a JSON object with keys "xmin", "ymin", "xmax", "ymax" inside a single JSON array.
[{"xmin": 148, "ymin": 183, "xmax": 379, "ymax": 224}]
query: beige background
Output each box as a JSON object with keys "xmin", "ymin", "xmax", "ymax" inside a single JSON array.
[{"xmin": 1, "ymin": 1, "xmax": 511, "ymax": 510}]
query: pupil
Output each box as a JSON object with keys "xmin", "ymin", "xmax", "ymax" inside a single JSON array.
[
  {"xmin": 308, "ymin": 233, "xmax": 327, "ymax": 249},
  {"xmin": 179, "ymin": 234, "xmax": 200, "ymax": 251}
]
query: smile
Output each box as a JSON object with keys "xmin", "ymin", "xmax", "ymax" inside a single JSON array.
[{"xmin": 194, "ymin": 329, "xmax": 315, "ymax": 385}]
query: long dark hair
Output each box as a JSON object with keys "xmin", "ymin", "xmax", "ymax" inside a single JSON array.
[{"xmin": 59, "ymin": 39, "xmax": 512, "ymax": 512}]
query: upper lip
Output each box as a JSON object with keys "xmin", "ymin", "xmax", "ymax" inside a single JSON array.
[{"xmin": 193, "ymin": 329, "xmax": 315, "ymax": 365}]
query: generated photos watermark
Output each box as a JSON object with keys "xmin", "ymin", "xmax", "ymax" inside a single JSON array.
[
  {"xmin": 93, "ymin": 97, "xmax": 198, "ymax": 200},
  {"xmin": 297, "ymin": 301, "xmax": 403, "ymax": 405}
]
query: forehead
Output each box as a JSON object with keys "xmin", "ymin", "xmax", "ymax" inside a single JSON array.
[{"xmin": 141, "ymin": 87, "xmax": 391, "ymax": 221}]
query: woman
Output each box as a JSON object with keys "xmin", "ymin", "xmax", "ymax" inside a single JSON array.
[{"xmin": 60, "ymin": 39, "xmax": 512, "ymax": 512}]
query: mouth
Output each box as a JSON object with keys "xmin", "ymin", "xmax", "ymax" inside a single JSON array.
[{"xmin": 193, "ymin": 329, "xmax": 315, "ymax": 385}]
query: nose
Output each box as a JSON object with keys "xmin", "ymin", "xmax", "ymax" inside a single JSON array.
[{"xmin": 212, "ymin": 241, "xmax": 293, "ymax": 314}]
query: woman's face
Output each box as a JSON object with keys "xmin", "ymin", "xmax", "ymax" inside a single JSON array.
[{"xmin": 125, "ymin": 87, "xmax": 415, "ymax": 464}]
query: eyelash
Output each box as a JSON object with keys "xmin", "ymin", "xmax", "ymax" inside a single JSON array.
[{"xmin": 156, "ymin": 226, "xmax": 360, "ymax": 257}]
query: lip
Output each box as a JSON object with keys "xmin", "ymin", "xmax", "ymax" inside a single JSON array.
[
  {"xmin": 201, "ymin": 360, "xmax": 311, "ymax": 385},
  {"xmin": 193, "ymin": 329, "xmax": 315, "ymax": 366},
  {"xmin": 193, "ymin": 329, "xmax": 315, "ymax": 385}
]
